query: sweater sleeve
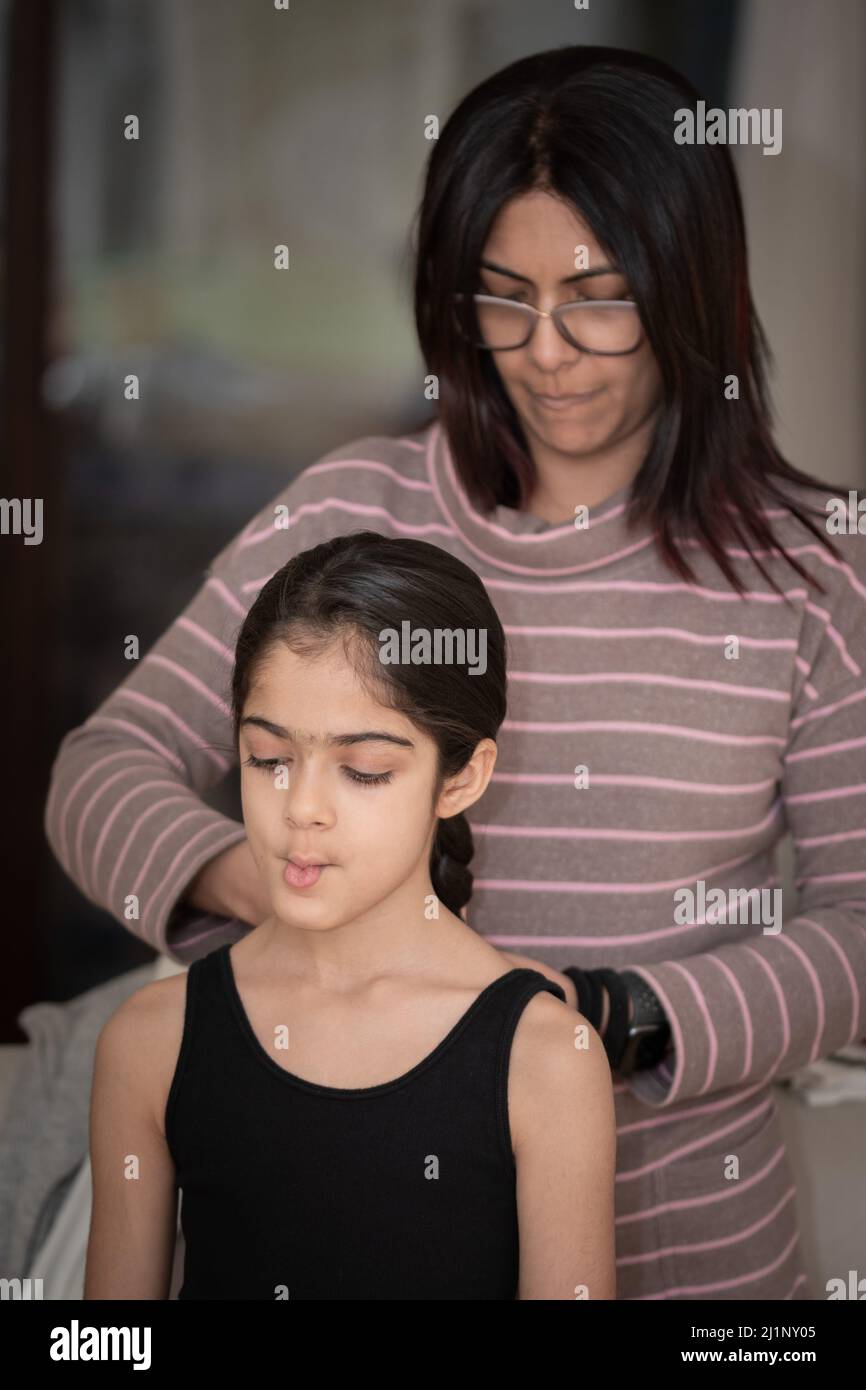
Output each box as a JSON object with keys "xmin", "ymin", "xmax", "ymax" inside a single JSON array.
[
  {"xmin": 44, "ymin": 482, "xmax": 320, "ymax": 964},
  {"xmin": 623, "ymin": 535, "xmax": 866, "ymax": 1108}
]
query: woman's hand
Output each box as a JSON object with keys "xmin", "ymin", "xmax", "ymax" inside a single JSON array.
[
  {"xmin": 184, "ymin": 838, "xmax": 272, "ymax": 925},
  {"xmin": 499, "ymin": 951, "xmax": 578, "ymax": 1009}
]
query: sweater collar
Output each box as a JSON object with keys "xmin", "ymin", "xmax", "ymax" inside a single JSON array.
[{"xmin": 425, "ymin": 418, "xmax": 657, "ymax": 577}]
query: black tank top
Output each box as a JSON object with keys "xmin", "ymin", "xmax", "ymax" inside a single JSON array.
[{"xmin": 165, "ymin": 944, "xmax": 565, "ymax": 1300}]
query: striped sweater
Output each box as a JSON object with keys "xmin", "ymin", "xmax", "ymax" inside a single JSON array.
[{"xmin": 44, "ymin": 419, "xmax": 866, "ymax": 1299}]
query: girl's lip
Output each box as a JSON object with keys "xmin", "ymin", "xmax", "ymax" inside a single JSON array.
[{"xmin": 283, "ymin": 861, "xmax": 327, "ymax": 889}]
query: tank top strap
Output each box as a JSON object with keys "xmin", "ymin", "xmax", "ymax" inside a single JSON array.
[
  {"xmin": 176, "ymin": 942, "xmax": 233, "ymax": 1043},
  {"xmin": 427, "ymin": 966, "xmax": 568, "ymax": 1107},
  {"xmin": 164, "ymin": 945, "xmax": 235, "ymax": 1154},
  {"xmin": 456, "ymin": 967, "xmax": 568, "ymax": 1180},
  {"xmin": 488, "ymin": 966, "xmax": 567, "ymax": 1024},
  {"xmin": 484, "ymin": 967, "xmax": 568, "ymax": 1074}
]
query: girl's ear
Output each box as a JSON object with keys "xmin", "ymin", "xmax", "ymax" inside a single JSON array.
[{"xmin": 435, "ymin": 739, "xmax": 498, "ymax": 818}]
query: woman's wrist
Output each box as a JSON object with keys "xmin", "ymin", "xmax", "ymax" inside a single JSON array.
[
  {"xmin": 185, "ymin": 838, "xmax": 269, "ymax": 924},
  {"xmin": 565, "ymin": 968, "xmax": 634, "ymax": 1037},
  {"xmin": 184, "ymin": 852, "xmax": 231, "ymax": 917},
  {"xmin": 599, "ymin": 980, "xmax": 634, "ymax": 1038}
]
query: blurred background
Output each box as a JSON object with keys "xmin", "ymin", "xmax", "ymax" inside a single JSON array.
[{"xmin": 0, "ymin": 0, "xmax": 864, "ymax": 1287}]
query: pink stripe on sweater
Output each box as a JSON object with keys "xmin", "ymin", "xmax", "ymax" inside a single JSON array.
[
  {"xmin": 742, "ymin": 948, "xmax": 792, "ymax": 1063},
  {"xmin": 616, "ymin": 1144, "xmax": 786, "ymax": 1224},
  {"xmin": 799, "ymin": 917, "xmax": 862, "ymax": 1041},
  {"xmin": 106, "ymin": 793, "xmax": 202, "ymax": 905},
  {"xmin": 786, "ymin": 733, "xmax": 866, "ymax": 762},
  {"xmin": 176, "ymin": 615, "xmax": 235, "ymax": 663},
  {"xmin": 52, "ymin": 751, "xmax": 164, "ymax": 868},
  {"xmin": 141, "ymin": 822, "xmax": 247, "ymax": 946},
  {"xmin": 616, "ymin": 1097, "xmax": 775, "ymax": 1180},
  {"xmin": 791, "ymin": 685, "xmax": 866, "ymax": 730},
  {"xmin": 205, "ymin": 575, "xmax": 246, "ymax": 617},
  {"xmin": 637, "ymin": 1227, "xmax": 801, "ymax": 1297},
  {"xmin": 112, "ymin": 690, "xmax": 231, "ymax": 769},
  {"xmin": 508, "ymin": 669, "xmax": 790, "ymax": 701},
  {"xmin": 148, "ymin": 654, "xmax": 232, "ymax": 715},
  {"xmin": 502, "ymin": 718, "xmax": 786, "ymax": 747},
  {"xmin": 618, "ymin": 1187, "xmax": 796, "ymax": 1265},
  {"xmin": 71, "ymin": 765, "xmax": 175, "ymax": 889},
  {"xmin": 91, "ymin": 781, "xmax": 185, "ymax": 900},
  {"xmin": 506, "ymin": 623, "xmax": 797, "ymax": 649},
  {"xmin": 485, "ymin": 775, "xmax": 777, "ymax": 794},
  {"xmin": 710, "ymin": 955, "xmax": 755, "ymax": 1083},
  {"xmin": 237, "ymin": 458, "xmax": 435, "ymax": 549},
  {"xmin": 681, "ymin": 536, "xmax": 866, "ymax": 605},
  {"xmin": 81, "ymin": 717, "xmax": 187, "ymax": 772},
  {"xmin": 487, "ymin": 575, "xmax": 810, "ymax": 601}
]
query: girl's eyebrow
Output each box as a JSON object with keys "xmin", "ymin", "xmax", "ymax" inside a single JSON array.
[
  {"xmin": 240, "ymin": 715, "xmax": 415, "ymax": 750},
  {"xmin": 479, "ymin": 259, "xmax": 620, "ymax": 285}
]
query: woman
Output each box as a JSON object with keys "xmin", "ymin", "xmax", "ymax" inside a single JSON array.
[{"xmin": 47, "ymin": 45, "xmax": 866, "ymax": 1299}]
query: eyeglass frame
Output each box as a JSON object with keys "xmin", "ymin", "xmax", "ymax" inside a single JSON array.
[{"xmin": 452, "ymin": 283, "xmax": 645, "ymax": 356}]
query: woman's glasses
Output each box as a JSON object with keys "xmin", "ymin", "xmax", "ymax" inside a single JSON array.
[{"xmin": 452, "ymin": 292, "xmax": 643, "ymax": 355}]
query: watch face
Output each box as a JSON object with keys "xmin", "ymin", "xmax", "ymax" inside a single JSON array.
[{"xmin": 623, "ymin": 972, "xmax": 666, "ymax": 1025}]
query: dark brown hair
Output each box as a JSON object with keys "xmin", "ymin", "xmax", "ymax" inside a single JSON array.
[
  {"xmin": 230, "ymin": 530, "xmax": 507, "ymax": 917},
  {"xmin": 406, "ymin": 44, "xmax": 853, "ymax": 601}
]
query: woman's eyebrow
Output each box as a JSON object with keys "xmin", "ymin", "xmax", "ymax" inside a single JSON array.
[
  {"xmin": 240, "ymin": 715, "xmax": 414, "ymax": 749},
  {"xmin": 479, "ymin": 258, "xmax": 619, "ymax": 285}
]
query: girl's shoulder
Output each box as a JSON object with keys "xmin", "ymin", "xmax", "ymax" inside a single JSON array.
[
  {"xmin": 96, "ymin": 972, "xmax": 189, "ymax": 1141},
  {"xmin": 507, "ymin": 987, "xmax": 618, "ymax": 1300},
  {"xmin": 507, "ymin": 987, "xmax": 613, "ymax": 1159}
]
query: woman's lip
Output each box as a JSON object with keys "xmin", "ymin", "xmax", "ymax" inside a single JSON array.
[{"xmin": 534, "ymin": 387, "xmax": 602, "ymax": 408}]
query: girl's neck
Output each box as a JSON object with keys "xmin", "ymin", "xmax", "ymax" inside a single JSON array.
[{"xmin": 243, "ymin": 907, "xmax": 490, "ymax": 992}]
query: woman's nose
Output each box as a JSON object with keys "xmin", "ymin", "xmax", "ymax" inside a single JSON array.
[{"xmin": 527, "ymin": 313, "xmax": 583, "ymax": 369}]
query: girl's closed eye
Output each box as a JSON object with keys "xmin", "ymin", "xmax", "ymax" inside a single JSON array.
[{"xmin": 243, "ymin": 753, "xmax": 393, "ymax": 786}]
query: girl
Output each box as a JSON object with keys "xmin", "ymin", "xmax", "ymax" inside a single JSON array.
[{"xmin": 84, "ymin": 532, "xmax": 617, "ymax": 1300}]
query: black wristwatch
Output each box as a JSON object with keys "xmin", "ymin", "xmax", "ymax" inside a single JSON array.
[
  {"xmin": 616, "ymin": 969, "xmax": 672, "ymax": 1076},
  {"xmin": 564, "ymin": 966, "xmax": 671, "ymax": 1074}
]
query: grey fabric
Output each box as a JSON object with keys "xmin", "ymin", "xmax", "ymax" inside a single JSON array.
[{"xmin": 0, "ymin": 962, "xmax": 157, "ymax": 1276}]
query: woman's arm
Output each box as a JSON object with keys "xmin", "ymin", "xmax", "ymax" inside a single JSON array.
[
  {"xmin": 622, "ymin": 670, "xmax": 866, "ymax": 1110},
  {"xmin": 510, "ymin": 994, "xmax": 617, "ymax": 1300},
  {"xmin": 183, "ymin": 836, "xmax": 272, "ymax": 924},
  {"xmin": 84, "ymin": 995, "xmax": 179, "ymax": 1299},
  {"xmin": 42, "ymin": 516, "xmax": 254, "ymax": 960},
  {"xmin": 616, "ymin": 523, "xmax": 866, "ymax": 1108}
]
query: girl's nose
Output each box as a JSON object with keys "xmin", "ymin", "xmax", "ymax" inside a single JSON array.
[{"xmin": 281, "ymin": 766, "xmax": 333, "ymax": 828}]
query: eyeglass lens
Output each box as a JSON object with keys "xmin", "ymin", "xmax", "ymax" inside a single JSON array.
[{"xmin": 471, "ymin": 297, "xmax": 641, "ymax": 352}]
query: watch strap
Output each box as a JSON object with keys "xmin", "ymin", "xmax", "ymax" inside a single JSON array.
[
  {"xmin": 618, "ymin": 969, "xmax": 672, "ymax": 1074},
  {"xmin": 593, "ymin": 968, "xmax": 631, "ymax": 1069},
  {"xmin": 563, "ymin": 966, "xmax": 603, "ymax": 1030}
]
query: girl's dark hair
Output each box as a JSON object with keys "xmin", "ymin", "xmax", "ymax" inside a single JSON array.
[
  {"xmin": 407, "ymin": 44, "xmax": 852, "ymax": 600},
  {"xmin": 230, "ymin": 530, "xmax": 507, "ymax": 918}
]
